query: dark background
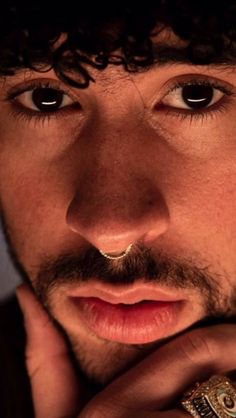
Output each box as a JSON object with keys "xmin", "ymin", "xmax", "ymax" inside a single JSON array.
[{"xmin": 0, "ymin": 224, "xmax": 20, "ymax": 300}]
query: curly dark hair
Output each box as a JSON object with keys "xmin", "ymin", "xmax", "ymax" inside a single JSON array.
[{"xmin": 1, "ymin": 0, "xmax": 236, "ymax": 88}]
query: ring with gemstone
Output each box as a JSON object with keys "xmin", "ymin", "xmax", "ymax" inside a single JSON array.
[{"xmin": 181, "ymin": 375, "xmax": 236, "ymax": 418}]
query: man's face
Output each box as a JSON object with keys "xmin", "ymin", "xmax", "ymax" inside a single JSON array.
[{"xmin": 0, "ymin": 29, "xmax": 236, "ymax": 386}]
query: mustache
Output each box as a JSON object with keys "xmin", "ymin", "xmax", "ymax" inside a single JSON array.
[
  {"xmin": 33, "ymin": 243, "xmax": 220, "ymax": 311},
  {"xmin": 0, "ymin": 212, "xmax": 230, "ymax": 320}
]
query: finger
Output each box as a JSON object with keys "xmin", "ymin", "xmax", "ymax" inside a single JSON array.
[
  {"xmin": 79, "ymin": 324, "xmax": 236, "ymax": 418},
  {"xmin": 16, "ymin": 283, "xmax": 86, "ymax": 418},
  {"xmin": 112, "ymin": 408, "xmax": 190, "ymax": 418},
  {"xmin": 159, "ymin": 409, "xmax": 192, "ymax": 418}
]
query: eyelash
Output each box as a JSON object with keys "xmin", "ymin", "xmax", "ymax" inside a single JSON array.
[
  {"xmin": 6, "ymin": 80, "xmax": 78, "ymax": 127},
  {"xmin": 5, "ymin": 77, "xmax": 235, "ymax": 126},
  {"xmin": 160, "ymin": 79, "xmax": 234, "ymax": 123}
]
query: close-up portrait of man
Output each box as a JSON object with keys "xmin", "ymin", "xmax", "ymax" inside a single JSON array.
[{"xmin": 1, "ymin": 1, "xmax": 236, "ymax": 417}]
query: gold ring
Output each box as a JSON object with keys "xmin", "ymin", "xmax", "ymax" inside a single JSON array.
[{"xmin": 181, "ymin": 375, "xmax": 236, "ymax": 418}]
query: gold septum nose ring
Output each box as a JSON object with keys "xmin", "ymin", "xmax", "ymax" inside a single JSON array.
[{"xmin": 99, "ymin": 244, "xmax": 133, "ymax": 260}]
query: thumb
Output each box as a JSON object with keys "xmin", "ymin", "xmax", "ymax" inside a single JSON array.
[{"xmin": 16, "ymin": 283, "xmax": 86, "ymax": 418}]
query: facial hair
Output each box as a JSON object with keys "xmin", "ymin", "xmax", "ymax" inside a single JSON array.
[{"xmin": 1, "ymin": 212, "xmax": 236, "ymax": 388}]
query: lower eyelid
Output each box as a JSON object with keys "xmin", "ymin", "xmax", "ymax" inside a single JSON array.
[{"xmin": 8, "ymin": 99, "xmax": 83, "ymax": 126}]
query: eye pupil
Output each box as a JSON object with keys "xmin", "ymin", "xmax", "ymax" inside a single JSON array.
[
  {"xmin": 32, "ymin": 88, "xmax": 63, "ymax": 112},
  {"xmin": 182, "ymin": 85, "xmax": 213, "ymax": 109}
]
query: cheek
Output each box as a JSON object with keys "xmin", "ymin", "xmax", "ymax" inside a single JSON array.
[
  {"xmin": 0, "ymin": 161, "xmax": 71, "ymax": 264},
  {"xmin": 0, "ymin": 131, "xmax": 235, "ymax": 275},
  {"xmin": 170, "ymin": 161, "xmax": 236, "ymax": 261}
]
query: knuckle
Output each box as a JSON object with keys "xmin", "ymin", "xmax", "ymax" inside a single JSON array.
[
  {"xmin": 179, "ymin": 329, "xmax": 219, "ymax": 365},
  {"xmin": 81, "ymin": 410, "xmax": 105, "ymax": 418},
  {"xmin": 24, "ymin": 344, "xmax": 47, "ymax": 379},
  {"xmin": 80, "ymin": 404, "xmax": 109, "ymax": 418},
  {"xmin": 79, "ymin": 392, "xmax": 125, "ymax": 418},
  {"xmin": 24, "ymin": 350, "xmax": 42, "ymax": 380}
]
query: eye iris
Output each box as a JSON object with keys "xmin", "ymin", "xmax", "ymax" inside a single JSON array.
[
  {"xmin": 32, "ymin": 88, "xmax": 63, "ymax": 111},
  {"xmin": 182, "ymin": 85, "xmax": 213, "ymax": 109}
]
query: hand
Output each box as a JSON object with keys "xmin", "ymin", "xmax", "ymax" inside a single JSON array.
[
  {"xmin": 16, "ymin": 283, "xmax": 91, "ymax": 418},
  {"xmin": 78, "ymin": 320, "xmax": 236, "ymax": 418},
  {"xmin": 17, "ymin": 283, "xmax": 236, "ymax": 418}
]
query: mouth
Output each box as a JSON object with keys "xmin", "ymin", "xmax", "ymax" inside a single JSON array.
[{"xmin": 67, "ymin": 282, "xmax": 186, "ymax": 344}]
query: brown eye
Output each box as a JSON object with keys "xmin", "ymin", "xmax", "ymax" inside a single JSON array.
[
  {"xmin": 32, "ymin": 88, "xmax": 64, "ymax": 112},
  {"xmin": 16, "ymin": 86, "xmax": 74, "ymax": 112},
  {"xmin": 162, "ymin": 83, "xmax": 224, "ymax": 111},
  {"xmin": 182, "ymin": 85, "xmax": 214, "ymax": 109}
]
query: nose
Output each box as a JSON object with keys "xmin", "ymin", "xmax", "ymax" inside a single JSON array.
[{"xmin": 66, "ymin": 169, "xmax": 170, "ymax": 255}]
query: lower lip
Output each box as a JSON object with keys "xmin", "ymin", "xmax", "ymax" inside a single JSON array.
[{"xmin": 70, "ymin": 297, "xmax": 183, "ymax": 344}]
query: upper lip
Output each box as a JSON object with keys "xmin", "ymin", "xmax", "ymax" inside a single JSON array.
[{"xmin": 68, "ymin": 282, "xmax": 185, "ymax": 305}]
